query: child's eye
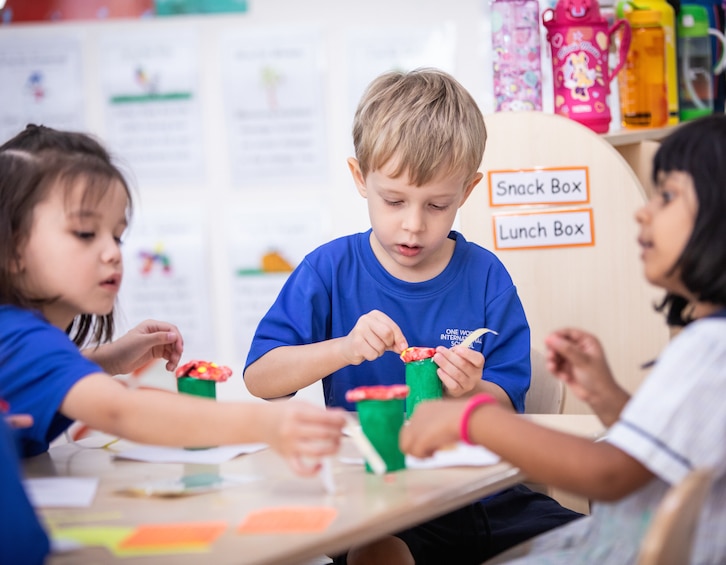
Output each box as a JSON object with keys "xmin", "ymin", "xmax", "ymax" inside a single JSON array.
[
  {"xmin": 114, "ymin": 236, "xmax": 124, "ymax": 245},
  {"xmin": 74, "ymin": 231, "xmax": 95, "ymax": 240},
  {"xmin": 385, "ymin": 200, "xmax": 403, "ymax": 207},
  {"xmin": 430, "ymin": 203, "xmax": 448, "ymax": 211},
  {"xmin": 660, "ymin": 190, "xmax": 673, "ymax": 204}
]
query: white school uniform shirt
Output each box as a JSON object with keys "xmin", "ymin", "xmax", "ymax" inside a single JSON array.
[{"xmin": 506, "ymin": 314, "xmax": 726, "ymax": 565}]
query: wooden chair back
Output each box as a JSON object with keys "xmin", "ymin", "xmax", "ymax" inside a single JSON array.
[
  {"xmin": 525, "ymin": 348, "xmax": 565, "ymax": 415},
  {"xmin": 636, "ymin": 468, "xmax": 714, "ymax": 565}
]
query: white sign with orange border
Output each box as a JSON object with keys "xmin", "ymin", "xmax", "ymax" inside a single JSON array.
[
  {"xmin": 493, "ymin": 208, "xmax": 594, "ymax": 250},
  {"xmin": 488, "ymin": 167, "xmax": 590, "ymax": 206}
]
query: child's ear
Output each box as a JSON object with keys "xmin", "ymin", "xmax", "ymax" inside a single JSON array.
[
  {"xmin": 459, "ymin": 172, "xmax": 483, "ymax": 207},
  {"xmin": 8, "ymin": 252, "xmax": 24, "ymax": 274},
  {"xmin": 347, "ymin": 157, "xmax": 367, "ymax": 198}
]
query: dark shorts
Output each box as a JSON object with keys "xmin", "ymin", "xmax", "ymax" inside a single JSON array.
[{"xmin": 331, "ymin": 484, "xmax": 583, "ymax": 565}]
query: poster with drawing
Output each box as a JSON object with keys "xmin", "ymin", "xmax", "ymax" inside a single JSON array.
[
  {"xmin": 0, "ymin": 35, "xmax": 85, "ymax": 144},
  {"xmin": 98, "ymin": 27, "xmax": 205, "ymax": 185},
  {"xmin": 219, "ymin": 27, "xmax": 328, "ymax": 187},
  {"xmin": 224, "ymin": 203, "xmax": 329, "ymax": 362},
  {"xmin": 117, "ymin": 210, "xmax": 216, "ymax": 363}
]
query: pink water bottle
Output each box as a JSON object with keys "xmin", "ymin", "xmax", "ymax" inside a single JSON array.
[
  {"xmin": 543, "ymin": 0, "xmax": 631, "ymax": 133},
  {"xmin": 491, "ymin": 0, "xmax": 543, "ymax": 111}
]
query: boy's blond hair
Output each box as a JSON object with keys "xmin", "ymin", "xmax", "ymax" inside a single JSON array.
[{"xmin": 352, "ymin": 68, "xmax": 487, "ymax": 186}]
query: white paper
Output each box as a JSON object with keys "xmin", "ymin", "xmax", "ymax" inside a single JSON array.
[
  {"xmin": 24, "ymin": 477, "xmax": 98, "ymax": 508},
  {"xmin": 98, "ymin": 28, "xmax": 205, "ymax": 185},
  {"xmin": 113, "ymin": 443, "xmax": 267, "ymax": 464},
  {"xmin": 0, "ymin": 35, "xmax": 86, "ymax": 143},
  {"xmin": 117, "ymin": 210, "xmax": 215, "ymax": 360},
  {"xmin": 340, "ymin": 442, "xmax": 500, "ymax": 470},
  {"xmin": 225, "ymin": 204, "xmax": 329, "ymax": 362},
  {"xmin": 405, "ymin": 443, "xmax": 500, "ymax": 469},
  {"xmin": 219, "ymin": 27, "xmax": 328, "ymax": 187},
  {"xmin": 346, "ymin": 24, "xmax": 457, "ymax": 127}
]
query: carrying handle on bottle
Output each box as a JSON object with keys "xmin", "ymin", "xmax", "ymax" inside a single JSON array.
[
  {"xmin": 608, "ymin": 19, "xmax": 632, "ymax": 82},
  {"xmin": 709, "ymin": 28, "xmax": 726, "ymax": 75}
]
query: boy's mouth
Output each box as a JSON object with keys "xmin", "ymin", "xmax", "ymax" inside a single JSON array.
[{"xmin": 397, "ymin": 244, "xmax": 422, "ymax": 257}]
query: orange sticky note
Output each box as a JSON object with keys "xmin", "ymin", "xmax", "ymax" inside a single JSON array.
[
  {"xmin": 119, "ymin": 521, "xmax": 227, "ymax": 549},
  {"xmin": 237, "ymin": 507, "xmax": 338, "ymax": 534}
]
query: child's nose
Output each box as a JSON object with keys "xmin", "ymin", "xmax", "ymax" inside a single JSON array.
[
  {"xmin": 402, "ymin": 207, "xmax": 425, "ymax": 232},
  {"xmin": 101, "ymin": 237, "xmax": 122, "ymax": 263}
]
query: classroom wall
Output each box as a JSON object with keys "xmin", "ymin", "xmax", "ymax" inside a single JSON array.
[{"xmin": 0, "ymin": 1, "xmax": 661, "ymax": 410}]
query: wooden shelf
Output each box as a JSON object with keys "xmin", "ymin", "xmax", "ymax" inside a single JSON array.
[{"xmin": 603, "ymin": 125, "xmax": 678, "ymax": 147}]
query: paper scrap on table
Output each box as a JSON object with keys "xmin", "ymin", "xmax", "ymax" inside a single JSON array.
[
  {"xmin": 119, "ymin": 521, "xmax": 227, "ymax": 549},
  {"xmin": 51, "ymin": 524, "xmax": 220, "ymax": 557},
  {"xmin": 405, "ymin": 442, "xmax": 500, "ymax": 469},
  {"xmin": 113, "ymin": 443, "xmax": 266, "ymax": 464},
  {"xmin": 51, "ymin": 526, "xmax": 135, "ymax": 554},
  {"xmin": 24, "ymin": 477, "xmax": 98, "ymax": 508},
  {"xmin": 237, "ymin": 507, "xmax": 338, "ymax": 534}
]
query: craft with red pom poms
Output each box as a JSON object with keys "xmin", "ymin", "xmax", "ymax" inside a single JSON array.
[
  {"xmin": 399, "ymin": 347, "xmax": 436, "ymax": 362},
  {"xmin": 175, "ymin": 360, "xmax": 233, "ymax": 383},
  {"xmin": 345, "ymin": 384, "xmax": 410, "ymax": 403}
]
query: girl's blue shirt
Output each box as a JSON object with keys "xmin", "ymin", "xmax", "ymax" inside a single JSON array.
[{"xmin": 0, "ymin": 305, "xmax": 102, "ymax": 457}]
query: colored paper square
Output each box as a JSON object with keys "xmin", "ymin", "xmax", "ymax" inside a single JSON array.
[
  {"xmin": 237, "ymin": 507, "xmax": 337, "ymax": 534},
  {"xmin": 119, "ymin": 521, "xmax": 227, "ymax": 548}
]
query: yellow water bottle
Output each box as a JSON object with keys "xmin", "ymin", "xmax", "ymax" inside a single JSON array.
[
  {"xmin": 617, "ymin": 0, "xmax": 679, "ymax": 124},
  {"xmin": 619, "ymin": 9, "xmax": 669, "ymax": 126}
]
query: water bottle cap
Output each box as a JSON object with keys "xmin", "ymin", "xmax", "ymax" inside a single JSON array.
[
  {"xmin": 626, "ymin": 8, "xmax": 661, "ymax": 26},
  {"xmin": 678, "ymin": 4, "xmax": 709, "ymax": 36}
]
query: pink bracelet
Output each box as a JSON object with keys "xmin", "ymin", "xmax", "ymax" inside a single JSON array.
[{"xmin": 460, "ymin": 394, "xmax": 497, "ymax": 445}]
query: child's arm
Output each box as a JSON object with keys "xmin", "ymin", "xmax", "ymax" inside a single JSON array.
[
  {"xmin": 545, "ymin": 329, "xmax": 630, "ymax": 426},
  {"xmin": 82, "ymin": 320, "xmax": 184, "ymax": 375},
  {"xmin": 245, "ymin": 310, "xmax": 408, "ymax": 399},
  {"xmin": 60, "ymin": 373, "xmax": 345, "ymax": 475},
  {"xmin": 400, "ymin": 399, "xmax": 654, "ymax": 501}
]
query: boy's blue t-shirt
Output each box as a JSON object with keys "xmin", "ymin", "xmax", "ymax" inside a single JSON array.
[
  {"xmin": 245, "ymin": 230, "xmax": 531, "ymax": 412},
  {"xmin": 0, "ymin": 418, "xmax": 50, "ymax": 565},
  {"xmin": 0, "ymin": 305, "xmax": 102, "ymax": 457}
]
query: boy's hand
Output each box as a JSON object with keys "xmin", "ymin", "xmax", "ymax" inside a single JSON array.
[
  {"xmin": 262, "ymin": 402, "xmax": 345, "ymax": 476},
  {"xmin": 341, "ymin": 310, "xmax": 408, "ymax": 365},
  {"xmin": 433, "ymin": 346, "xmax": 485, "ymax": 397},
  {"xmin": 84, "ymin": 320, "xmax": 184, "ymax": 375},
  {"xmin": 399, "ymin": 399, "xmax": 465, "ymax": 458}
]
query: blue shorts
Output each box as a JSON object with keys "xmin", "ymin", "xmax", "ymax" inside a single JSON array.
[{"xmin": 331, "ymin": 484, "xmax": 583, "ymax": 565}]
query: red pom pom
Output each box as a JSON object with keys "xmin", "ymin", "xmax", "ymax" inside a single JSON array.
[
  {"xmin": 399, "ymin": 347, "xmax": 436, "ymax": 362},
  {"xmin": 346, "ymin": 384, "xmax": 410, "ymax": 402},
  {"xmin": 175, "ymin": 360, "xmax": 233, "ymax": 382}
]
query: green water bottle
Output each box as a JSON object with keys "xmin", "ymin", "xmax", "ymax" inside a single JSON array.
[{"xmin": 677, "ymin": 4, "xmax": 725, "ymax": 120}]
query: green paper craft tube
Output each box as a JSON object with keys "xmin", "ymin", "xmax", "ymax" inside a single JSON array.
[
  {"xmin": 177, "ymin": 376, "xmax": 217, "ymax": 399},
  {"xmin": 176, "ymin": 377, "xmax": 216, "ymax": 449},
  {"xmin": 405, "ymin": 358, "xmax": 442, "ymax": 418},
  {"xmin": 356, "ymin": 398, "xmax": 406, "ymax": 473}
]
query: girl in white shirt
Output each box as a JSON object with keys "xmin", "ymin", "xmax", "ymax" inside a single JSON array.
[{"xmin": 401, "ymin": 114, "xmax": 726, "ymax": 564}]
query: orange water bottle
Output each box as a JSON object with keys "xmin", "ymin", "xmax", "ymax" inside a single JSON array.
[{"xmin": 618, "ymin": 9, "xmax": 668, "ymax": 126}]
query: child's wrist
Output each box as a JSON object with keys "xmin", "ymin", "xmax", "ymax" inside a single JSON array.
[{"xmin": 459, "ymin": 393, "xmax": 497, "ymax": 445}]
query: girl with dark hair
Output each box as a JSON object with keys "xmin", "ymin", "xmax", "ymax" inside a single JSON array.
[{"xmin": 402, "ymin": 115, "xmax": 726, "ymax": 564}]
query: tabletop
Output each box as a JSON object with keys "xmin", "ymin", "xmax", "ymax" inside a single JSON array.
[{"xmin": 25, "ymin": 413, "xmax": 604, "ymax": 565}]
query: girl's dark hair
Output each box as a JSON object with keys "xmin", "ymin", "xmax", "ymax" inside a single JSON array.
[
  {"xmin": 0, "ymin": 149, "xmax": 132, "ymax": 347},
  {"xmin": 651, "ymin": 115, "xmax": 726, "ymax": 324},
  {"xmin": 0, "ymin": 124, "xmax": 111, "ymax": 163}
]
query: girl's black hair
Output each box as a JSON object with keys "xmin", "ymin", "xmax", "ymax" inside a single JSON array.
[
  {"xmin": 0, "ymin": 149, "xmax": 132, "ymax": 347},
  {"xmin": 651, "ymin": 115, "xmax": 726, "ymax": 325},
  {"xmin": 0, "ymin": 124, "xmax": 111, "ymax": 163}
]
